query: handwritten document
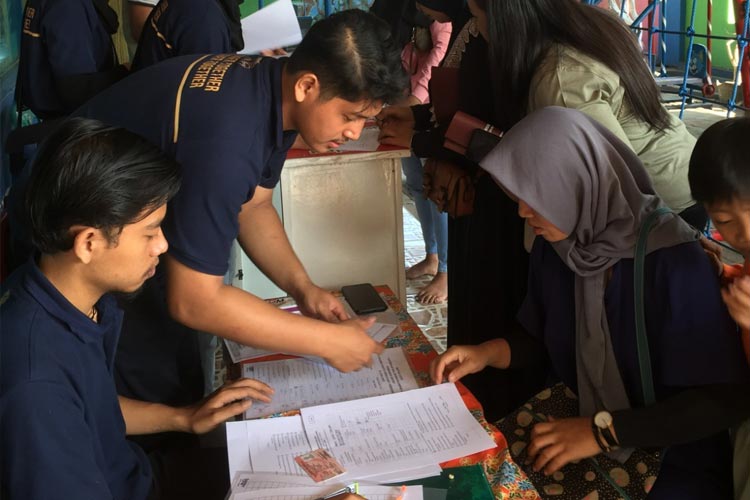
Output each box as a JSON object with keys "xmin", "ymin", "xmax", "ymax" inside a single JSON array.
[
  {"xmin": 227, "ymin": 417, "xmax": 440, "ymax": 483},
  {"xmin": 301, "ymin": 384, "xmax": 497, "ymax": 479},
  {"xmin": 242, "ymin": 348, "xmax": 418, "ymax": 418},
  {"xmin": 228, "ymin": 384, "xmax": 495, "ymax": 483}
]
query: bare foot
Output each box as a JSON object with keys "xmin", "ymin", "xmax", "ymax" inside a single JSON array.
[
  {"xmin": 416, "ymin": 272, "xmax": 448, "ymax": 304},
  {"xmin": 406, "ymin": 254, "xmax": 439, "ymax": 279}
]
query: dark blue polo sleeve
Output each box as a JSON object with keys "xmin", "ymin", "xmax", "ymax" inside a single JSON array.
[
  {"xmin": 260, "ymin": 147, "xmax": 288, "ymax": 189},
  {"xmin": 163, "ymin": 139, "xmax": 254, "ymax": 276},
  {"xmin": 174, "ymin": 3, "xmax": 232, "ymax": 55},
  {"xmin": 1, "ymin": 382, "xmax": 114, "ymax": 499},
  {"xmin": 42, "ymin": 1, "xmax": 104, "ymax": 76}
]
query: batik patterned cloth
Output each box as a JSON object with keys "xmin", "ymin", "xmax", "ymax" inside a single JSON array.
[{"xmin": 233, "ymin": 286, "xmax": 540, "ymax": 499}]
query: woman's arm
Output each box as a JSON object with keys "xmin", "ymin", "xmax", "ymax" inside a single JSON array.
[
  {"xmin": 410, "ymin": 21, "xmax": 453, "ymax": 104},
  {"xmin": 429, "ymin": 326, "xmax": 545, "ymax": 384},
  {"xmin": 613, "ymin": 383, "xmax": 750, "ymax": 448}
]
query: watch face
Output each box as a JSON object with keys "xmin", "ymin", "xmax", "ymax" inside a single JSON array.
[{"xmin": 595, "ymin": 411, "xmax": 613, "ymax": 428}]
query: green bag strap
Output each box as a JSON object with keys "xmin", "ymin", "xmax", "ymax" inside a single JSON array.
[{"xmin": 634, "ymin": 207, "xmax": 671, "ymax": 407}]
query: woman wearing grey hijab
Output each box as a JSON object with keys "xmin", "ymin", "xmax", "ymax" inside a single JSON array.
[{"xmin": 430, "ymin": 107, "xmax": 750, "ymax": 498}]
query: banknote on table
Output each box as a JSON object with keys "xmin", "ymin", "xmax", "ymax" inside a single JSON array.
[{"xmin": 293, "ymin": 448, "xmax": 346, "ymax": 483}]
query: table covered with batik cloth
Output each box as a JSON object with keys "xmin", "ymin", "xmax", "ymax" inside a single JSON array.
[{"xmin": 233, "ymin": 285, "xmax": 540, "ymax": 499}]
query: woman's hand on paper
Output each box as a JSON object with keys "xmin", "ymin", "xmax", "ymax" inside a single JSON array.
[
  {"xmin": 184, "ymin": 378, "xmax": 274, "ymax": 434},
  {"xmin": 429, "ymin": 345, "xmax": 491, "ymax": 384},
  {"xmin": 525, "ymin": 416, "xmax": 602, "ymax": 476},
  {"xmin": 430, "ymin": 339, "xmax": 511, "ymax": 384}
]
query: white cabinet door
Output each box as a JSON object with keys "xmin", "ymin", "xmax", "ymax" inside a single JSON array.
[
  {"xmin": 279, "ymin": 151, "xmax": 407, "ymax": 301},
  {"xmin": 236, "ymin": 150, "xmax": 408, "ymax": 301}
]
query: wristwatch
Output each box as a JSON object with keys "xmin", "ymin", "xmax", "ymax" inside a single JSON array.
[{"xmin": 593, "ymin": 411, "xmax": 620, "ymax": 451}]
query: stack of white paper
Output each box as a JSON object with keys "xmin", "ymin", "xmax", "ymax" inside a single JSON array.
[
  {"xmin": 228, "ymin": 471, "xmax": 424, "ymax": 500},
  {"xmin": 242, "ymin": 348, "xmax": 419, "ymax": 418},
  {"xmin": 224, "ymin": 299, "xmax": 400, "ymax": 364},
  {"xmin": 226, "ymin": 384, "xmax": 497, "ymax": 484},
  {"xmin": 225, "ymin": 322, "xmax": 396, "ymax": 364}
]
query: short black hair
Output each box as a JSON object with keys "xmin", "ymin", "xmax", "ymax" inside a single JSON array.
[
  {"xmin": 25, "ymin": 117, "xmax": 181, "ymax": 254},
  {"xmin": 689, "ymin": 117, "xmax": 750, "ymax": 205},
  {"xmin": 287, "ymin": 9, "xmax": 408, "ymax": 105}
]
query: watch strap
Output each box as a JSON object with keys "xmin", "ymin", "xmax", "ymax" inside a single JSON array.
[
  {"xmin": 591, "ymin": 419, "xmax": 611, "ymax": 452},
  {"xmin": 600, "ymin": 424, "xmax": 619, "ymax": 448}
]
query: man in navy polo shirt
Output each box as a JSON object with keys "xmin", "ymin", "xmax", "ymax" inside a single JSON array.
[
  {"xmin": 17, "ymin": 0, "xmax": 129, "ymax": 119},
  {"xmin": 0, "ymin": 118, "xmax": 274, "ymax": 499},
  {"xmin": 131, "ymin": 0, "xmax": 245, "ymax": 71},
  {"xmin": 76, "ymin": 10, "xmax": 408, "ymax": 407}
]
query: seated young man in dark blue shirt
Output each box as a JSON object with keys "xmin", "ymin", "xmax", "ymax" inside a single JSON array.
[
  {"xmin": 131, "ymin": 0, "xmax": 244, "ymax": 71},
  {"xmin": 18, "ymin": 0, "xmax": 129, "ymax": 119},
  {"xmin": 0, "ymin": 118, "xmax": 274, "ymax": 499},
  {"xmin": 76, "ymin": 10, "xmax": 409, "ymax": 408}
]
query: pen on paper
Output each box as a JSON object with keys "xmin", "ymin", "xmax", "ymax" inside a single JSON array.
[{"xmin": 314, "ymin": 484, "xmax": 353, "ymax": 500}]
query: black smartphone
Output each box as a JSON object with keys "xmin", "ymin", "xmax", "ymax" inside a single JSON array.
[{"xmin": 341, "ymin": 283, "xmax": 388, "ymax": 315}]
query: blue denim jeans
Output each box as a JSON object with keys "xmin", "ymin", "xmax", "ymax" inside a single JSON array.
[{"xmin": 402, "ymin": 155, "xmax": 448, "ymax": 273}]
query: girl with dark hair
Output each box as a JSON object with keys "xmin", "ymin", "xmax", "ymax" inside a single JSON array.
[{"xmin": 483, "ymin": 0, "xmax": 706, "ymax": 229}]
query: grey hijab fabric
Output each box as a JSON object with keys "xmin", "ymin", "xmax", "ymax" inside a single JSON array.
[{"xmin": 480, "ymin": 107, "xmax": 698, "ymax": 436}]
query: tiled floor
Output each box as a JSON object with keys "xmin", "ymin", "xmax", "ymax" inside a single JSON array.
[
  {"xmin": 402, "ymin": 196, "xmax": 449, "ymax": 354},
  {"xmin": 400, "ymin": 105, "xmax": 748, "ymax": 355}
]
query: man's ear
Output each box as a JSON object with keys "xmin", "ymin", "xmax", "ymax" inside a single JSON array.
[
  {"xmin": 293, "ymin": 72, "xmax": 320, "ymax": 103},
  {"xmin": 70, "ymin": 226, "xmax": 102, "ymax": 264}
]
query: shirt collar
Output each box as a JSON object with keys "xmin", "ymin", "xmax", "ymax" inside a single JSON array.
[
  {"xmin": 268, "ymin": 58, "xmax": 298, "ymax": 150},
  {"xmin": 20, "ymin": 259, "xmax": 121, "ymax": 345},
  {"xmin": 269, "ymin": 58, "xmax": 286, "ymax": 150}
]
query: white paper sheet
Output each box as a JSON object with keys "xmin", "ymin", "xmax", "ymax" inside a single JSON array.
[
  {"xmin": 247, "ymin": 416, "xmax": 312, "ymax": 475},
  {"xmin": 300, "ymin": 384, "xmax": 497, "ymax": 478},
  {"xmin": 225, "ymin": 320, "xmax": 398, "ymax": 364},
  {"xmin": 227, "ymin": 421, "xmax": 253, "ymax": 479},
  {"xmin": 227, "ymin": 419, "xmax": 441, "ymax": 485},
  {"xmin": 355, "ymin": 464, "xmax": 441, "ymax": 483},
  {"xmin": 243, "ymin": 348, "xmax": 418, "ymax": 418},
  {"xmin": 224, "ymin": 307, "xmax": 300, "ymax": 363},
  {"xmin": 231, "ymin": 472, "xmax": 317, "ymax": 492},
  {"xmin": 335, "ymin": 126, "xmax": 381, "ymax": 152},
  {"xmin": 239, "ymin": 0, "xmax": 302, "ymax": 55},
  {"xmin": 224, "ymin": 299, "xmax": 399, "ymax": 364},
  {"xmin": 231, "ymin": 485, "xmax": 423, "ymax": 500}
]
